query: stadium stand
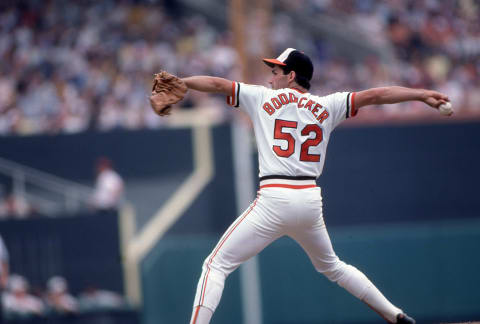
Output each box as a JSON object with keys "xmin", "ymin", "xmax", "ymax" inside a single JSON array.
[{"xmin": 0, "ymin": 0, "xmax": 478, "ymax": 135}]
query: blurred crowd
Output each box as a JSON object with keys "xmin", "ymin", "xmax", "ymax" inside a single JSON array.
[
  {"xmin": 277, "ymin": 0, "xmax": 480, "ymax": 121},
  {"xmin": 0, "ymin": 0, "xmax": 236, "ymax": 135},
  {"xmin": 2, "ymin": 274, "xmax": 127, "ymax": 319},
  {"xmin": 0, "ymin": 0, "xmax": 479, "ymax": 136}
]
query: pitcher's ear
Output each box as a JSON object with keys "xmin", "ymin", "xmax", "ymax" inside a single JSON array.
[{"xmin": 288, "ymin": 71, "xmax": 296, "ymax": 82}]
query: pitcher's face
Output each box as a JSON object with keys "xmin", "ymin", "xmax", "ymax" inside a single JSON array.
[{"xmin": 269, "ymin": 66, "xmax": 290, "ymax": 90}]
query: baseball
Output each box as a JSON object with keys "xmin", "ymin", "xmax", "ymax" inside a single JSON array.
[{"xmin": 439, "ymin": 102, "xmax": 453, "ymax": 116}]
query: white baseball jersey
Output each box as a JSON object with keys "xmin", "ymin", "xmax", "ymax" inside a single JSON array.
[
  {"xmin": 227, "ymin": 82, "xmax": 358, "ymax": 178},
  {"xmin": 190, "ymin": 82, "xmax": 405, "ymax": 324}
]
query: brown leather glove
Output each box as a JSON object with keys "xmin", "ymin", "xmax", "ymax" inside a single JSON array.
[{"xmin": 149, "ymin": 71, "xmax": 188, "ymax": 116}]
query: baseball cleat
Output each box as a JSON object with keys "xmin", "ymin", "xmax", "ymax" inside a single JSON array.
[{"xmin": 396, "ymin": 313, "xmax": 415, "ymax": 324}]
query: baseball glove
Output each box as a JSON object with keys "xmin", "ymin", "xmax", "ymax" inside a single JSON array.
[{"xmin": 149, "ymin": 71, "xmax": 188, "ymax": 116}]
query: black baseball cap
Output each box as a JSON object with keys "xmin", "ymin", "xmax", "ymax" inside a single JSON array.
[{"xmin": 262, "ymin": 48, "xmax": 314, "ymax": 82}]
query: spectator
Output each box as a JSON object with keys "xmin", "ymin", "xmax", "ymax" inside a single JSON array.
[
  {"xmin": 45, "ymin": 276, "xmax": 78, "ymax": 314},
  {"xmin": 90, "ymin": 157, "xmax": 124, "ymax": 213},
  {"xmin": 0, "ymin": 0, "xmax": 478, "ymax": 135},
  {"xmin": 0, "ymin": 193, "xmax": 32, "ymax": 219},
  {"xmin": 78, "ymin": 285, "xmax": 126, "ymax": 311},
  {"xmin": 2, "ymin": 274, "xmax": 45, "ymax": 317}
]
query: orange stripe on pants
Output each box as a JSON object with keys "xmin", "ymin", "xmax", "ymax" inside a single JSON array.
[{"xmin": 198, "ymin": 196, "xmax": 259, "ymax": 306}]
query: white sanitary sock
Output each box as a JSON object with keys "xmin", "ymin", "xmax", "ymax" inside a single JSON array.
[
  {"xmin": 336, "ymin": 264, "xmax": 401, "ymax": 323},
  {"xmin": 362, "ymin": 284, "xmax": 402, "ymax": 323}
]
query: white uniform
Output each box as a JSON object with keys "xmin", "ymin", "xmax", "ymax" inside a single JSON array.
[
  {"xmin": 92, "ymin": 169, "xmax": 124, "ymax": 210},
  {"xmin": 191, "ymin": 83, "xmax": 403, "ymax": 324}
]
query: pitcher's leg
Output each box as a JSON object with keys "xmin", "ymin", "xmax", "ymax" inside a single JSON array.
[
  {"xmin": 190, "ymin": 306, "xmax": 213, "ymax": 324},
  {"xmin": 290, "ymin": 224, "xmax": 402, "ymax": 323},
  {"xmin": 190, "ymin": 198, "xmax": 280, "ymax": 324}
]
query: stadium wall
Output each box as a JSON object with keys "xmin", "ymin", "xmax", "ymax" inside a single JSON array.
[
  {"xmin": 143, "ymin": 219, "xmax": 480, "ymax": 324},
  {"xmin": 1, "ymin": 122, "xmax": 478, "ymax": 228},
  {"xmin": 0, "ymin": 212, "xmax": 124, "ymax": 295}
]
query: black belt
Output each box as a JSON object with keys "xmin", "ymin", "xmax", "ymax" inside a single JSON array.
[{"xmin": 259, "ymin": 175, "xmax": 317, "ymax": 181}]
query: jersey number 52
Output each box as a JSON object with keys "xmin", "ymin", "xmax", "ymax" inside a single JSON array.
[{"xmin": 273, "ymin": 119, "xmax": 323, "ymax": 162}]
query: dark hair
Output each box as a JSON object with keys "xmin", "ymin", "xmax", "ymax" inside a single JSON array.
[{"xmin": 280, "ymin": 66, "xmax": 311, "ymax": 90}]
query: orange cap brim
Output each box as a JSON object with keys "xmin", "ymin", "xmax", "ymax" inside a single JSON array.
[{"xmin": 262, "ymin": 58, "xmax": 287, "ymax": 67}]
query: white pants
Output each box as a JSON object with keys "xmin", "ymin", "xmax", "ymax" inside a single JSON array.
[{"xmin": 191, "ymin": 181, "xmax": 401, "ymax": 322}]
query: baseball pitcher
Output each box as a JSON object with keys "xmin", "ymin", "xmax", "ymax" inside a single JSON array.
[{"xmin": 151, "ymin": 48, "xmax": 451, "ymax": 324}]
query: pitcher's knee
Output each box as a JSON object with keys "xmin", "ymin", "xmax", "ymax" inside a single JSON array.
[
  {"xmin": 319, "ymin": 261, "xmax": 372, "ymax": 300},
  {"xmin": 340, "ymin": 265, "xmax": 372, "ymax": 300},
  {"xmin": 316, "ymin": 258, "xmax": 349, "ymax": 282},
  {"xmin": 201, "ymin": 257, "xmax": 211, "ymax": 272},
  {"xmin": 201, "ymin": 255, "xmax": 229, "ymax": 282},
  {"xmin": 195, "ymin": 259, "xmax": 228, "ymax": 313}
]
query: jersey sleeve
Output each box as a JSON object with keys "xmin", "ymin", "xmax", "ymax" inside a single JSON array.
[
  {"xmin": 226, "ymin": 82, "xmax": 267, "ymax": 117},
  {"xmin": 323, "ymin": 91, "xmax": 358, "ymax": 128}
]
